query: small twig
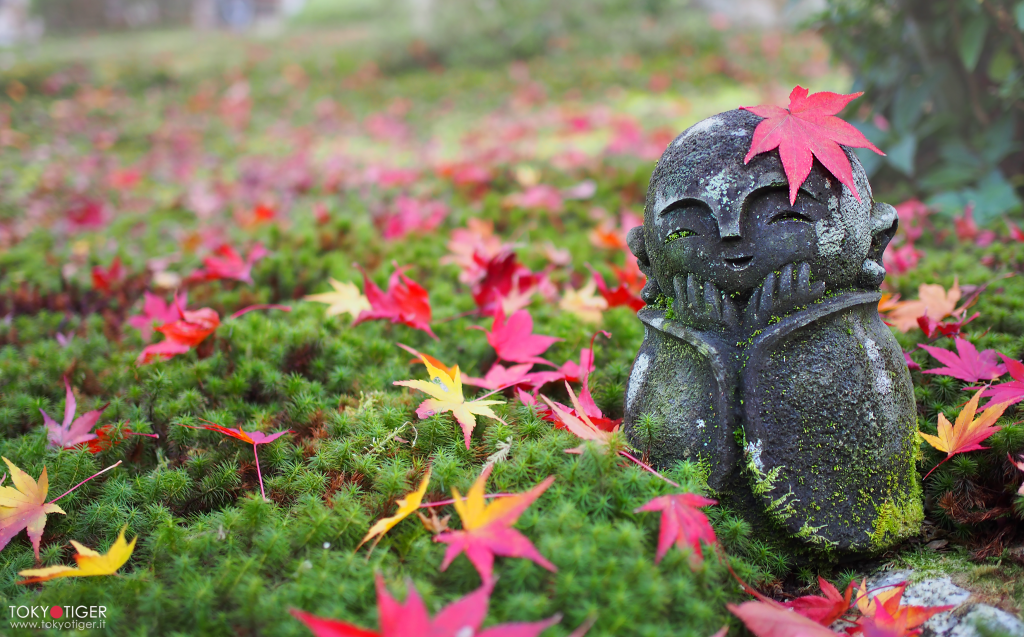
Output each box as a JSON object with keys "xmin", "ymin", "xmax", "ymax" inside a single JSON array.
[
  {"xmin": 49, "ymin": 460, "xmax": 122, "ymax": 504},
  {"xmin": 419, "ymin": 493, "xmax": 512, "ymax": 508},
  {"xmin": 618, "ymin": 450, "xmax": 680, "ymax": 488},
  {"xmin": 229, "ymin": 304, "xmax": 291, "ymax": 320}
]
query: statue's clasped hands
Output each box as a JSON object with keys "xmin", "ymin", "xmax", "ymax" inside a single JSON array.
[{"xmin": 672, "ymin": 262, "xmax": 826, "ymax": 333}]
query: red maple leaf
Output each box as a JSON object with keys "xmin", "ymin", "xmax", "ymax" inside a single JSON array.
[
  {"xmin": 782, "ymin": 577, "xmax": 853, "ymax": 626},
  {"xmin": 917, "ymin": 337, "xmax": 1007, "ymax": 383},
  {"xmin": 1006, "ymin": 219, "xmax": 1024, "ymax": 242},
  {"xmin": 462, "ymin": 363, "xmax": 535, "ymax": 390},
  {"xmin": 470, "ymin": 251, "xmax": 542, "ymax": 315},
  {"xmin": 634, "ymin": 493, "xmax": 718, "ymax": 566},
  {"xmin": 179, "ymin": 419, "xmax": 291, "ymax": 501},
  {"xmin": 290, "ymin": 575, "xmax": 560, "ymax": 637},
  {"xmin": 377, "ymin": 196, "xmax": 448, "ymax": 240},
  {"xmin": 916, "ymin": 312, "xmax": 979, "ymax": 340},
  {"xmin": 588, "ymin": 264, "xmax": 645, "ymax": 312},
  {"xmin": 741, "ymin": 86, "xmax": 884, "ymax": 204},
  {"xmin": 91, "ymin": 256, "xmax": 124, "ymax": 293},
  {"xmin": 728, "ymin": 601, "xmax": 840, "ymax": 637},
  {"xmin": 137, "ymin": 305, "xmax": 220, "ymax": 365},
  {"xmin": 524, "ymin": 347, "xmax": 595, "ymax": 391},
  {"xmin": 980, "ymin": 354, "xmax": 1024, "ymax": 407},
  {"xmin": 127, "ymin": 291, "xmax": 187, "ymax": 340},
  {"xmin": 471, "ymin": 309, "xmax": 560, "ymax": 366},
  {"xmin": 186, "ymin": 243, "xmax": 268, "ymax": 285},
  {"xmin": 435, "ymin": 465, "xmax": 556, "ymax": 583},
  {"xmin": 84, "ymin": 424, "xmax": 158, "ymax": 454},
  {"xmin": 353, "ymin": 264, "xmax": 436, "ymax": 338}
]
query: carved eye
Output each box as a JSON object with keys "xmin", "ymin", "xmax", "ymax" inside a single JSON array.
[
  {"xmin": 665, "ymin": 228, "xmax": 697, "ymax": 243},
  {"xmin": 770, "ymin": 209, "xmax": 813, "ymax": 224}
]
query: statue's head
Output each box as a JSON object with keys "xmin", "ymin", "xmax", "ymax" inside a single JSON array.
[{"xmin": 629, "ymin": 109, "xmax": 898, "ymax": 305}]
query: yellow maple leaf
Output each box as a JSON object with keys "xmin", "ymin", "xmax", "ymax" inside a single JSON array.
[
  {"xmin": 885, "ymin": 281, "xmax": 961, "ymax": 332},
  {"xmin": 358, "ymin": 468, "xmax": 431, "ymax": 550},
  {"xmin": 394, "ymin": 354, "xmax": 504, "ymax": 449},
  {"xmin": 559, "ymin": 279, "xmax": 608, "ymax": 324},
  {"xmin": 303, "ymin": 279, "xmax": 370, "ymax": 318},
  {"xmin": 18, "ymin": 525, "xmax": 136, "ymax": 584},
  {"xmin": 919, "ymin": 387, "xmax": 1012, "ymax": 478},
  {"xmin": 0, "ymin": 457, "xmax": 65, "ymax": 560}
]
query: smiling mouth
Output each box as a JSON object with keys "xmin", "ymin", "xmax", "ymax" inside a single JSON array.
[{"xmin": 723, "ymin": 255, "xmax": 754, "ymax": 271}]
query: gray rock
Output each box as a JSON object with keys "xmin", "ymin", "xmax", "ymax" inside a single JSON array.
[{"xmin": 949, "ymin": 605, "xmax": 1024, "ymax": 637}]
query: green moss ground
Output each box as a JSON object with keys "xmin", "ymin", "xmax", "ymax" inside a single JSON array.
[{"xmin": 0, "ymin": 19, "xmax": 1021, "ymax": 637}]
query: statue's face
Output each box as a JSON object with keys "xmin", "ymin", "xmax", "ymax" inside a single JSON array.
[{"xmin": 643, "ymin": 111, "xmax": 878, "ymax": 299}]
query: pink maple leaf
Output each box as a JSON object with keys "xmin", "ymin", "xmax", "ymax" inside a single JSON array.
[
  {"xmin": 741, "ymin": 86, "xmax": 884, "ymax": 204},
  {"xmin": 918, "ymin": 337, "xmax": 1007, "ymax": 383},
  {"xmin": 525, "ymin": 347, "xmax": 595, "ymax": 391},
  {"xmin": 127, "ymin": 291, "xmax": 187, "ymax": 340},
  {"xmin": 137, "ymin": 304, "xmax": 221, "ymax": 365},
  {"xmin": 186, "ymin": 243, "xmax": 268, "ymax": 285},
  {"xmin": 980, "ymin": 354, "xmax": 1024, "ymax": 407},
  {"xmin": 463, "ymin": 363, "xmax": 535, "ymax": 390},
  {"xmin": 634, "ymin": 493, "xmax": 718, "ymax": 566},
  {"xmin": 378, "ymin": 196, "xmax": 448, "ymax": 240},
  {"xmin": 291, "ymin": 575, "xmax": 560, "ymax": 637},
  {"xmin": 39, "ymin": 377, "xmax": 107, "ymax": 449},
  {"xmin": 353, "ymin": 264, "xmax": 436, "ymax": 339},
  {"xmin": 471, "ymin": 309, "xmax": 560, "ymax": 367}
]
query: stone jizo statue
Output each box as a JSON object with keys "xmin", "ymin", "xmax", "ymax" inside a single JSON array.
[{"xmin": 624, "ymin": 106, "xmax": 921, "ymax": 553}]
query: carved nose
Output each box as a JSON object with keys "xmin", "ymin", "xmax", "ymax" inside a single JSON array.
[{"xmin": 718, "ymin": 215, "xmax": 743, "ymax": 240}]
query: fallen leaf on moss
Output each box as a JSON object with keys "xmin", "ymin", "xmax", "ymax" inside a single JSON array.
[
  {"xmin": 634, "ymin": 492, "xmax": 717, "ymax": 567},
  {"xmin": 918, "ymin": 337, "xmax": 1007, "ymax": 383},
  {"xmin": 354, "ymin": 263, "xmax": 435, "ymax": 338},
  {"xmin": 981, "ymin": 354, "xmax": 1024, "ymax": 407},
  {"xmin": 358, "ymin": 468, "xmax": 431, "ymax": 551},
  {"xmin": 40, "ymin": 376, "xmax": 106, "ymax": 449},
  {"xmin": 186, "ymin": 242, "xmax": 268, "ymax": 285},
  {"xmin": 394, "ymin": 353, "xmax": 504, "ymax": 449},
  {"xmin": 472, "ymin": 308, "xmax": 560, "ymax": 367},
  {"xmin": 884, "ymin": 282, "xmax": 961, "ymax": 333},
  {"xmin": 781, "ymin": 576, "xmax": 852, "ymax": 626},
  {"xmin": 559, "ymin": 279, "xmax": 608, "ymax": 324},
  {"xmin": 919, "ymin": 387, "xmax": 1013, "ymax": 478},
  {"xmin": 0, "ymin": 457, "xmax": 65, "ymax": 560},
  {"xmin": 137, "ymin": 304, "xmax": 220, "ymax": 365},
  {"xmin": 127, "ymin": 291, "xmax": 187, "ymax": 340},
  {"xmin": 303, "ymin": 278, "xmax": 371, "ymax": 318},
  {"xmin": 435, "ymin": 465, "xmax": 556, "ymax": 583},
  {"xmin": 728, "ymin": 600, "xmax": 839, "ymax": 637},
  {"xmin": 18, "ymin": 525, "xmax": 136, "ymax": 584},
  {"xmin": 291, "ymin": 575, "xmax": 560, "ymax": 637},
  {"xmin": 854, "ymin": 579, "xmax": 955, "ymax": 633},
  {"xmin": 179, "ymin": 420, "xmax": 291, "ymax": 501}
]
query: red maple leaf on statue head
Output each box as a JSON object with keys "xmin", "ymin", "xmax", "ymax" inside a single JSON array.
[
  {"xmin": 741, "ymin": 86, "xmax": 884, "ymax": 204},
  {"xmin": 353, "ymin": 263, "xmax": 436, "ymax": 339}
]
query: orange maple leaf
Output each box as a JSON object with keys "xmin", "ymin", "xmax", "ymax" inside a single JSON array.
[
  {"xmin": 884, "ymin": 281, "xmax": 961, "ymax": 333},
  {"xmin": 855, "ymin": 579, "xmax": 955, "ymax": 632},
  {"xmin": 919, "ymin": 387, "xmax": 1013, "ymax": 478},
  {"xmin": 358, "ymin": 468, "xmax": 431, "ymax": 551},
  {"xmin": 435, "ymin": 465, "xmax": 556, "ymax": 583}
]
